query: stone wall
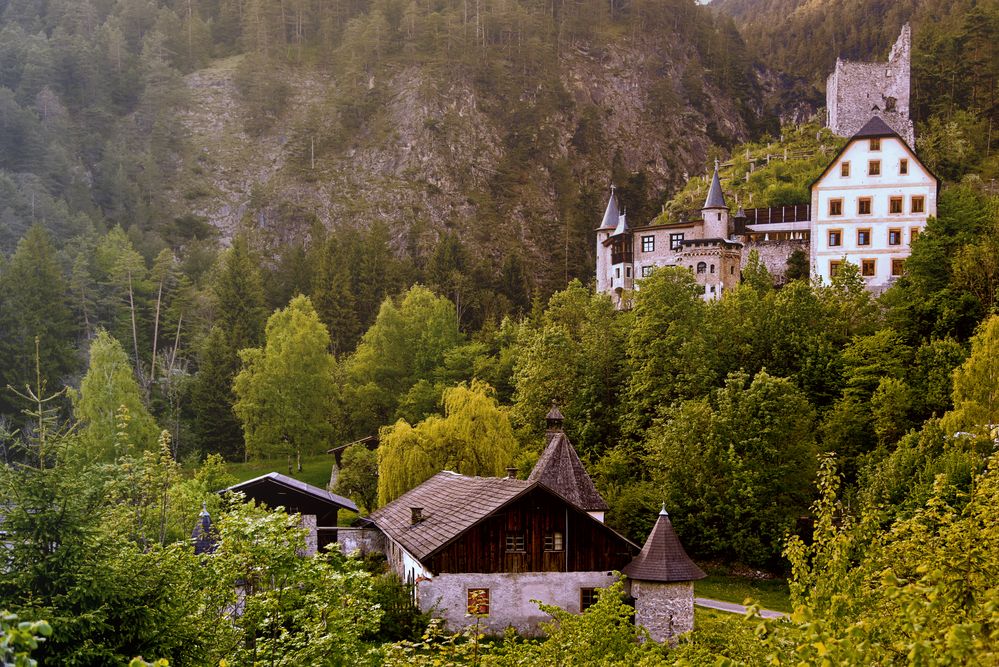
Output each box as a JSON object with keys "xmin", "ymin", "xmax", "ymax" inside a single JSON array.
[
  {"xmin": 300, "ymin": 514, "xmax": 318, "ymax": 556},
  {"xmin": 336, "ymin": 527, "xmax": 386, "ymax": 556},
  {"xmin": 416, "ymin": 571, "xmax": 618, "ymax": 636},
  {"xmin": 631, "ymin": 580, "xmax": 694, "ymax": 643},
  {"xmin": 741, "ymin": 239, "xmax": 809, "ymax": 284},
  {"xmin": 826, "ymin": 25, "xmax": 913, "ymax": 145}
]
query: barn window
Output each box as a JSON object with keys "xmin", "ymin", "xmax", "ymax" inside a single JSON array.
[
  {"xmin": 505, "ymin": 534, "xmax": 525, "ymax": 552},
  {"xmin": 580, "ymin": 588, "xmax": 598, "ymax": 611},
  {"xmin": 696, "ymin": 262, "xmax": 707, "ymax": 274},
  {"xmin": 544, "ymin": 532, "xmax": 564, "ymax": 552},
  {"xmin": 467, "ymin": 588, "xmax": 490, "ymax": 616}
]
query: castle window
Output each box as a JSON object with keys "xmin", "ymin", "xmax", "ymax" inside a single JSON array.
[
  {"xmin": 641, "ymin": 265, "xmax": 654, "ymax": 278},
  {"xmin": 841, "ymin": 162, "xmax": 850, "ymax": 177},
  {"xmin": 710, "ymin": 285, "xmax": 716, "ymax": 293},
  {"xmin": 829, "ymin": 199, "xmax": 843, "ymax": 216},
  {"xmin": 717, "ymin": 212, "xmax": 722, "ymax": 221},
  {"xmin": 861, "ymin": 259, "xmax": 876, "ymax": 277},
  {"xmin": 911, "ymin": 196, "xmax": 925, "ymax": 214},
  {"xmin": 890, "ymin": 197, "xmax": 903, "ymax": 214},
  {"xmin": 870, "ymin": 138, "xmax": 881, "ymax": 151},
  {"xmin": 900, "ymin": 158, "xmax": 908, "ymax": 175},
  {"xmin": 544, "ymin": 532, "xmax": 564, "ymax": 552},
  {"xmin": 830, "ymin": 260, "xmax": 842, "ymax": 277},
  {"xmin": 730, "ymin": 266, "xmax": 735, "ymax": 275},
  {"xmin": 467, "ymin": 588, "xmax": 490, "ymax": 616},
  {"xmin": 580, "ymin": 588, "xmax": 598, "ymax": 611},
  {"xmin": 615, "ymin": 267, "xmax": 620, "ymax": 278},
  {"xmin": 505, "ymin": 534, "xmax": 525, "ymax": 552},
  {"xmin": 857, "ymin": 229, "xmax": 872, "ymax": 246},
  {"xmin": 828, "ymin": 230, "xmax": 842, "ymax": 247},
  {"xmin": 696, "ymin": 262, "xmax": 707, "ymax": 274},
  {"xmin": 889, "ymin": 228, "xmax": 902, "ymax": 246},
  {"xmin": 641, "ymin": 235, "xmax": 655, "ymax": 253},
  {"xmin": 670, "ymin": 233, "xmax": 684, "ymax": 250},
  {"xmin": 858, "ymin": 198, "xmax": 872, "ymax": 215},
  {"xmin": 626, "ymin": 266, "xmax": 632, "ymax": 278},
  {"xmin": 710, "ymin": 264, "xmax": 715, "ymax": 274},
  {"xmin": 891, "ymin": 259, "xmax": 905, "ymax": 276},
  {"xmin": 868, "ymin": 160, "xmax": 881, "ymax": 176}
]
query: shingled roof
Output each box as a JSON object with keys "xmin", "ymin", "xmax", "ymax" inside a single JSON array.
[
  {"xmin": 851, "ymin": 115, "xmax": 897, "ymax": 139},
  {"xmin": 224, "ymin": 472, "xmax": 359, "ymax": 514},
  {"xmin": 528, "ymin": 430, "xmax": 609, "ymax": 512},
  {"xmin": 623, "ymin": 507, "xmax": 705, "ymax": 583},
  {"xmin": 599, "ymin": 186, "xmax": 620, "ymax": 230},
  {"xmin": 369, "ymin": 471, "xmax": 533, "ymax": 560},
  {"xmin": 703, "ymin": 162, "xmax": 727, "ymax": 210}
]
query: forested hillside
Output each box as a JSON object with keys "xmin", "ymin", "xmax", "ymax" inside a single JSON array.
[{"xmin": 712, "ymin": 0, "xmax": 999, "ymax": 181}]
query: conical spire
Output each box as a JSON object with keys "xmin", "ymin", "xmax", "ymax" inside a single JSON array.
[
  {"xmin": 703, "ymin": 160, "xmax": 727, "ymax": 210},
  {"xmin": 528, "ymin": 414, "xmax": 608, "ymax": 512},
  {"xmin": 599, "ymin": 185, "xmax": 620, "ymax": 230},
  {"xmin": 623, "ymin": 506, "xmax": 705, "ymax": 582},
  {"xmin": 546, "ymin": 401, "xmax": 565, "ymax": 430}
]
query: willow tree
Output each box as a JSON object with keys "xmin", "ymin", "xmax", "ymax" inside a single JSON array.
[
  {"xmin": 377, "ymin": 380, "xmax": 516, "ymax": 505},
  {"xmin": 233, "ymin": 295, "xmax": 336, "ymax": 470},
  {"xmin": 943, "ymin": 315, "xmax": 999, "ymax": 439}
]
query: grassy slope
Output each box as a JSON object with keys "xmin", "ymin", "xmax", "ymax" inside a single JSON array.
[{"xmin": 694, "ymin": 574, "xmax": 792, "ymax": 612}]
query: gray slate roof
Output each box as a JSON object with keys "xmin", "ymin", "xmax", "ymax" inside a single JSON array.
[
  {"xmin": 369, "ymin": 471, "xmax": 533, "ymax": 560},
  {"xmin": 623, "ymin": 507, "xmax": 705, "ymax": 583},
  {"xmin": 528, "ymin": 430, "xmax": 609, "ymax": 512},
  {"xmin": 225, "ymin": 472, "xmax": 359, "ymax": 513},
  {"xmin": 703, "ymin": 164, "xmax": 727, "ymax": 209},
  {"xmin": 852, "ymin": 115, "xmax": 897, "ymax": 139},
  {"xmin": 599, "ymin": 188, "xmax": 620, "ymax": 229}
]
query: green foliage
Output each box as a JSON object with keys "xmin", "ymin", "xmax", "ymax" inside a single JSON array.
[
  {"xmin": 233, "ymin": 295, "xmax": 337, "ymax": 465},
  {"xmin": 942, "ymin": 315, "xmax": 999, "ymax": 438},
  {"xmin": 378, "ymin": 380, "xmax": 517, "ymax": 505},
  {"xmin": 335, "ymin": 443, "xmax": 379, "ymax": 514},
  {"xmin": 72, "ymin": 330, "xmax": 160, "ymax": 460},
  {"xmin": 0, "ymin": 611, "xmax": 51, "ymax": 667},
  {"xmin": 645, "ymin": 370, "xmax": 817, "ymax": 567}
]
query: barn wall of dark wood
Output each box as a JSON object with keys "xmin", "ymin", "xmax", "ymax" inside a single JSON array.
[{"xmin": 427, "ymin": 488, "xmax": 636, "ymax": 574}]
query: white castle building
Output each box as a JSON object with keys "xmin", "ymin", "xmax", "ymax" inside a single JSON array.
[
  {"xmin": 596, "ymin": 25, "xmax": 937, "ymax": 307},
  {"xmin": 595, "ymin": 116, "xmax": 937, "ymax": 306}
]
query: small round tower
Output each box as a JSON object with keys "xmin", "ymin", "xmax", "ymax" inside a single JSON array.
[
  {"xmin": 623, "ymin": 505, "xmax": 705, "ymax": 642},
  {"xmin": 702, "ymin": 161, "xmax": 729, "ymax": 239}
]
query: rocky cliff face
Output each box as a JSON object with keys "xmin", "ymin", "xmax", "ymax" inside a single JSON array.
[{"xmin": 179, "ymin": 37, "xmax": 760, "ymax": 291}]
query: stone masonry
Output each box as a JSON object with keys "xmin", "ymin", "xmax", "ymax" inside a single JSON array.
[
  {"xmin": 827, "ymin": 25, "xmax": 914, "ymax": 145},
  {"xmin": 417, "ymin": 571, "xmax": 618, "ymax": 636},
  {"xmin": 631, "ymin": 580, "xmax": 695, "ymax": 642}
]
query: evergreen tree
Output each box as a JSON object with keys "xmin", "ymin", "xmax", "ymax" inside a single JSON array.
[
  {"xmin": 0, "ymin": 225, "xmax": 75, "ymax": 417},
  {"xmin": 72, "ymin": 329, "xmax": 160, "ymax": 461}
]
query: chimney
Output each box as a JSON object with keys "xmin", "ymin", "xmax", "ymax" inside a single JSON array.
[
  {"xmin": 506, "ymin": 466, "xmax": 518, "ymax": 479},
  {"xmin": 410, "ymin": 507, "xmax": 424, "ymax": 524}
]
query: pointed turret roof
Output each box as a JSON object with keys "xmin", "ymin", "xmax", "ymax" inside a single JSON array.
[
  {"xmin": 599, "ymin": 186, "xmax": 620, "ymax": 230},
  {"xmin": 528, "ymin": 422, "xmax": 608, "ymax": 512},
  {"xmin": 612, "ymin": 211, "xmax": 629, "ymax": 236},
  {"xmin": 545, "ymin": 401, "xmax": 565, "ymax": 429},
  {"xmin": 703, "ymin": 161, "xmax": 727, "ymax": 210},
  {"xmin": 623, "ymin": 505, "xmax": 705, "ymax": 582}
]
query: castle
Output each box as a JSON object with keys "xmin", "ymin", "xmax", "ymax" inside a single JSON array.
[{"xmin": 596, "ymin": 26, "xmax": 936, "ymax": 307}]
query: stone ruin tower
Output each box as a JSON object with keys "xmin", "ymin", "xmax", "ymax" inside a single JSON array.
[{"xmin": 826, "ymin": 24, "xmax": 915, "ymax": 145}]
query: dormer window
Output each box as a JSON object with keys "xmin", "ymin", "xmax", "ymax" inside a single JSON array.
[{"xmin": 870, "ymin": 138, "xmax": 881, "ymax": 151}]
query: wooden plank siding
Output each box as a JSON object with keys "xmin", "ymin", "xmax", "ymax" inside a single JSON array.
[{"xmin": 426, "ymin": 488, "xmax": 637, "ymax": 575}]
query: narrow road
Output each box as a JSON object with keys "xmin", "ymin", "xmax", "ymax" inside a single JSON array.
[{"xmin": 694, "ymin": 597, "xmax": 788, "ymax": 619}]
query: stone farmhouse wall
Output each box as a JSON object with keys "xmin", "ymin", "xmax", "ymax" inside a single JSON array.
[
  {"xmin": 336, "ymin": 527, "xmax": 386, "ymax": 556},
  {"xmin": 630, "ymin": 580, "xmax": 694, "ymax": 643},
  {"xmin": 416, "ymin": 570, "xmax": 618, "ymax": 636}
]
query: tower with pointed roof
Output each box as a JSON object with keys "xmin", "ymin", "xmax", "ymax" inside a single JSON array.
[
  {"xmin": 624, "ymin": 505, "xmax": 705, "ymax": 642},
  {"xmin": 595, "ymin": 185, "xmax": 634, "ymax": 308},
  {"xmin": 701, "ymin": 161, "xmax": 730, "ymax": 239}
]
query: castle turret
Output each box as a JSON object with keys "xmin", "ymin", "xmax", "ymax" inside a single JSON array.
[
  {"xmin": 702, "ymin": 161, "xmax": 729, "ymax": 239},
  {"xmin": 595, "ymin": 186, "xmax": 622, "ymax": 296},
  {"xmin": 624, "ymin": 505, "xmax": 705, "ymax": 642}
]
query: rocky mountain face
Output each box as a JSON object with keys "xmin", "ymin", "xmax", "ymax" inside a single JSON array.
[{"xmin": 178, "ymin": 35, "xmax": 763, "ymax": 293}]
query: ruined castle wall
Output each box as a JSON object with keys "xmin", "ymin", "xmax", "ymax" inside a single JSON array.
[
  {"xmin": 827, "ymin": 25, "xmax": 914, "ymax": 144},
  {"xmin": 742, "ymin": 239, "xmax": 810, "ymax": 284}
]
